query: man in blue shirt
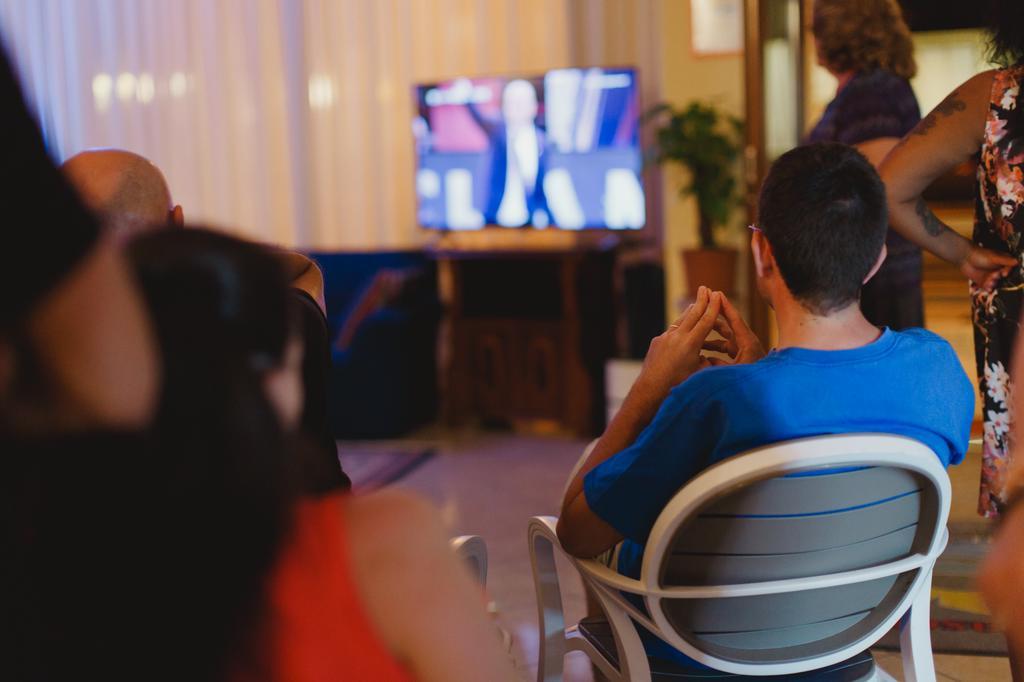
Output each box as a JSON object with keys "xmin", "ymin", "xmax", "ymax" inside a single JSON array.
[{"xmin": 556, "ymin": 143, "xmax": 975, "ymax": 660}]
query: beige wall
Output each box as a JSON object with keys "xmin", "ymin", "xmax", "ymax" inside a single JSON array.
[
  {"xmin": 303, "ymin": 0, "xmax": 578, "ymax": 248},
  {"xmin": 567, "ymin": 0, "xmax": 666, "ymax": 250},
  {"xmin": 565, "ymin": 1, "xmax": 745, "ymax": 320},
  {"xmin": 299, "ymin": 0, "xmax": 748, "ymax": 252},
  {"xmin": 0, "ymin": 0, "xmax": 747, "ymax": 256},
  {"xmin": 653, "ymin": 1, "xmax": 745, "ymax": 320}
]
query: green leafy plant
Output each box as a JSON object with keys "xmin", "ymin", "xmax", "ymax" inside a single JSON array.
[{"xmin": 643, "ymin": 101, "xmax": 744, "ymax": 249}]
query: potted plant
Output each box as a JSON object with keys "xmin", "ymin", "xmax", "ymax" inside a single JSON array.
[{"xmin": 644, "ymin": 101, "xmax": 744, "ymax": 295}]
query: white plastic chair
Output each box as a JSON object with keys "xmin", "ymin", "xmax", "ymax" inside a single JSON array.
[
  {"xmin": 450, "ymin": 534, "xmax": 488, "ymax": 585},
  {"xmin": 529, "ymin": 434, "xmax": 950, "ymax": 682},
  {"xmin": 451, "ymin": 534, "xmax": 517, "ymax": 656}
]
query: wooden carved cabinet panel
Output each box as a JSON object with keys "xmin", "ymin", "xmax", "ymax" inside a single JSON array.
[
  {"xmin": 437, "ymin": 250, "xmax": 615, "ymax": 436},
  {"xmin": 470, "ymin": 325, "xmax": 513, "ymax": 420},
  {"xmin": 462, "ymin": 321, "xmax": 564, "ymax": 422},
  {"xmin": 517, "ymin": 323, "xmax": 564, "ymax": 418}
]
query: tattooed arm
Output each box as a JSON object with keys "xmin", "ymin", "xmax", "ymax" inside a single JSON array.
[{"xmin": 880, "ymin": 71, "xmax": 1018, "ymax": 290}]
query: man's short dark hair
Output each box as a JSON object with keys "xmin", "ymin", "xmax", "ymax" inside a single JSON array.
[{"xmin": 758, "ymin": 142, "xmax": 887, "ymax": 314}]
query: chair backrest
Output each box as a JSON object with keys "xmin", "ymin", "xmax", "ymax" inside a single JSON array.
[{"xmin": 640, "ymin": 434, "xmax": 949, "ymax": 671}]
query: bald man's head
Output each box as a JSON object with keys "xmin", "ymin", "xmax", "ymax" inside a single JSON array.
[{"xmin": 61, "ymin": 149, "xmax": 183, "ymax": 239}]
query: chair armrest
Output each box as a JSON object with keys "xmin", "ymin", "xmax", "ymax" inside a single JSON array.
[
  {"xmin": 528, "ymin": 516, "xmax": 654, "ymax": 681},
  {"xmin": 528, "ymin": 516, "xmax": 654, "ymax": 596},
  {"xmin": 528, "ymin": 516, "xmax": 571, "ymax": 682},
  {"xmin": 560, "ymin": 439, "xmax": 600, "ymax": 504},
  {"xmin": 528, "ymin": 518, "xmax": 659, "ymax": 626},
  {"xmin": 627, "ymin": 550, "xmax": 939, "ymax": 600},
  {"xmin": 577, "ymin": 557, "xmax": 650, "ymax": 594},
  {"xmin": 528, "ymin": 515, "xmax": 559, "ymax": 537},
  {"xmin": 527, "ymin": 517, "xmax": 650, "ymax": 596},
  {"xmin": 450, "ymin": 535, "xmax": 488, "ymax": 586}
]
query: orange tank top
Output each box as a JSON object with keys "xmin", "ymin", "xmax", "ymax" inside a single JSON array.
[{"xmin": 261, "ymin": 494, "xmax": 415, "ymax": 682}]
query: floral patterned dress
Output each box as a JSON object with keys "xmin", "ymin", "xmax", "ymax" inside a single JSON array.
[{"xmin": 974, "ymin": 66, "xmax": 1024, "ymax": 516}]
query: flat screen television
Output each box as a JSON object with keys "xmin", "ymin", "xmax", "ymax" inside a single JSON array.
[{"xmin": 413, "ymin": 67, "xmax": 645, "ymax": 231}]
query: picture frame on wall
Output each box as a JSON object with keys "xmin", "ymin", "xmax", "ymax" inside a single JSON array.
[{"xmin": 691, "ymin": 0, "xmax": 744, "ymax": 57}]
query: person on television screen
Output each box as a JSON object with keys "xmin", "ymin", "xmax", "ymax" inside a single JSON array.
[{"xmin": 466, "ymin": 79, "xmax": 549, "ymax": 228}]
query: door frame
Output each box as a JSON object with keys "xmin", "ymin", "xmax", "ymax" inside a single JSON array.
[{"xmin": 742, "ymin": 0, "xmax": 809, "ymax": 344}]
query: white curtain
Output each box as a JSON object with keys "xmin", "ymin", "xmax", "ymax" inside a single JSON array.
[{"xmin": 0, "ymin": 0, "xmax": 588, "ymax": 249}]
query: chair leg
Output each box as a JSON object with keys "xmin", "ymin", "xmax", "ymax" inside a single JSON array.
[
  {"xmin": 899, "ymin": 569, "xmax": 937, "ymax": 682},
  {"xmin": 529, "ymin": 521, "xmax": 568, "ymax": 682},
  {"xmin": 872, "ymin": 666, "xmax": 900, "ymax": 682},
  {"xmin": 590, "ymin": 583, "xmax": 652, "ymax": 682},
  {"xmin": 528, "ymin": 517, "xmax": 649, "ymax": 682},
  {"xmin": 449, "ymin": 535, "xmax": 488, "ymax": 586}
]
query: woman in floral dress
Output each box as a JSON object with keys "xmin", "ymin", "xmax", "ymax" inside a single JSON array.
[{"xmin": 880, "ymin": 1, "xmax": 1024, "ymax": 517}]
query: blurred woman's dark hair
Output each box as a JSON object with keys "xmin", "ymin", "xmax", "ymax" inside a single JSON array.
[
  {"xmin": 126, "ymin": 227, "xmax": 301, "ymax": 678},
  {"xmin": 988, "ymin": 0, "xmax": 1024, "ymax": 67},
  {"xmin": 0, "ymin": 329, "xmax": 61, "ymax": 431},
  {"xmin": 4, "ymin": 227, "xmax": 306, "ymax": 681}
]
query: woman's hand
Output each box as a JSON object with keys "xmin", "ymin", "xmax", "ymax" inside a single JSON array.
[{"xmin": 960, "ymin": 245, "xmax": 1018, "ymax": 291}]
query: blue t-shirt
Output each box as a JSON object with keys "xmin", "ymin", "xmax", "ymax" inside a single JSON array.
[{"xmin": 583, "ymin": 328, "xmax": 973, "ymax": 663}]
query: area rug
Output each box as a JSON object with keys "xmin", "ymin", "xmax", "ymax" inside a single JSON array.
[
  {"xmin": 874, "ymin": 521, "xmax": 1007, "ymax": 656},
  {"xmin": 339, "ymin": 446, "xmax": 436, "ymax": 493}
]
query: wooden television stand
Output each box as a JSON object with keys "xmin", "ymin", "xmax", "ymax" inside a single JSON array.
[{"xmin": 432, "ymin": 236, "xmax": 617, "ymax": 437}]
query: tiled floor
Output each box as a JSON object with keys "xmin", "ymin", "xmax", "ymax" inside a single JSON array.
[
  {"xmin": 341, "ymin": 429, "xmax": 1013, "ymax": 681},
  {"xmin": 344, "ymin": 431, "xmax": 594, "ymax": 680}
]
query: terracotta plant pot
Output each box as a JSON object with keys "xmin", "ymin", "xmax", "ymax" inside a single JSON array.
[{"xmin": 682, "ymin": 248, "xmax": 738, "ymax": 297}]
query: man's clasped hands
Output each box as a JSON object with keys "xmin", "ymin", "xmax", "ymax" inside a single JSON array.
[{"xmin": 635, "ymin": 286, "xmax": 768, "ymax": 400}]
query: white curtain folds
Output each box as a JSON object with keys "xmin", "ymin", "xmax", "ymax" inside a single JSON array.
[{"xmin": 0, "ymin": 0, "xmax": 580, "ymax": 248}]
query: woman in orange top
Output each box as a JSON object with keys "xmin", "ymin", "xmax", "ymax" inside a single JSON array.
[
  {"xmin": 4, "ymin": 229, "xmax": 514, "ymax": 681},
  {"xmin": 264, "ymin": 490, "xmax": 510, "ymax": 682},
  {"xmin": 131, "ymin": 229, "xmax": 516, "ymax": 682}
]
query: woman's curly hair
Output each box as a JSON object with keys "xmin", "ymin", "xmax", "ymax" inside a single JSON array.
[{"xmin": 812, "ymin": 0, "xmax": 916, "ymax": 80}]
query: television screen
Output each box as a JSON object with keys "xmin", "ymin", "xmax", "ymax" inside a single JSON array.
[{"xmin": 413, "ymin": 67, "xmax": 645, "ymax": 230}]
